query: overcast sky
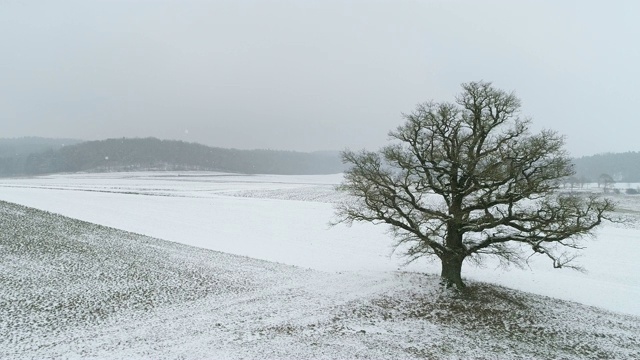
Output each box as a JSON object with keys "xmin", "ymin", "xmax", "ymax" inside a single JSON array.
[{"xmin": 1, "ymin": 0, "xmax": 638, "ymax": 157}]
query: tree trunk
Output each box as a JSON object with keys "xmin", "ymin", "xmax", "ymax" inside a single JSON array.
[
  {"xmin": 441, "ymin": 220, "xmax": 466, "ymax": 289},
  {"xmin": 440, "ymin": 253, "xmax": 466, "ymax": 289}
]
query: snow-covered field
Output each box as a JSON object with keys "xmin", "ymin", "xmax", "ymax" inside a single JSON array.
[
  {"xmin": 2, "ymin": 200, "xmax": 639, "ymax": 359},
  {"xmin": 1, "ymin": 171, "xmax": 638, "ymax": 317}
]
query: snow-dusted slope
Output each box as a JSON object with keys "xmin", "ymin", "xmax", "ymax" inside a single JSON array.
[
  {"xmin": 2, "ymin": 201, "xmax": 638, "ymax": 359},
  {"xmin": 0, "ymin": 172, "xmax": 638, "ymax": 317}
]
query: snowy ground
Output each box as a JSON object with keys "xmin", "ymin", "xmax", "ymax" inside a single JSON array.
[
  {"xmin": 2, "ymin": 200, "xmax": 639, "ymax": 359},
  {"xmin": 0, "ymin": 171, "xmax": 638, "ymax": 317}
]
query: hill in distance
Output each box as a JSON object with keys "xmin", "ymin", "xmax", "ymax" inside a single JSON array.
[
  {"xmin": 3, "ymin": 136, "xmax": 640, "ymax": 181},
  {"xmin": 0, "ymin": 137, "xmax": 346, "ymax": 176}
]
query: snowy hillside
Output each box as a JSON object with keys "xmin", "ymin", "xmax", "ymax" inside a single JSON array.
[{"xmin": 2, "ymin": 200, "xmax": 639, "ymax": 359}]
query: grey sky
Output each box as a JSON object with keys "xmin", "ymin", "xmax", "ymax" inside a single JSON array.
[{"xmin": 1, "ymin": 0, "xmax": 638, "ymax": 157}]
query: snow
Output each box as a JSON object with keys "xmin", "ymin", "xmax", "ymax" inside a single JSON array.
[
  {"xmin": 0, "ymin": 171, "xmax": 639, "ymax": 317},
  {"xmin": 1, "ymin": 175, "xmax": 639, "ymax": 359}
]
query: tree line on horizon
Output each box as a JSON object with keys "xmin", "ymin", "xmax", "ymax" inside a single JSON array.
[
  {"xmin": 571, "ymin": 152, "xmax": 640, "ymax": 184},
  {"xmin": 0, "ymin": 137, "xmax": 345, "ymax": 176},
  {"xmin": 1, "ymin": 137, "xmax": 639, "ymax": 181}
]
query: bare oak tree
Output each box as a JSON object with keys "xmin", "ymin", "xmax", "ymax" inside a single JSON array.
[{"xmin": 336, "ymin": 81, "xmax": 615, "ymax": 289}]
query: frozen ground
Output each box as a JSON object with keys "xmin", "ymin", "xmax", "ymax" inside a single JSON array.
[
  {"xmin": 0, "ymin": 172, "xmax": 638, "ymax": 317},
  {"xmin": 1, "ymin": 200, "xmax": 639, "ymax": 359}
]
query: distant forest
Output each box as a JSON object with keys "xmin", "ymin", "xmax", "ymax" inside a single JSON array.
[
  {"xmin": 0, "ymin": 137, "xmax": 81, "ymax": 157},
  {"xmin": 572, "ymin": 152, "xmax": 640, "ymax": 183},
  {"xmin": 1, "ymin": 137, "xmax": 640, "ymax": 181},
  {"xmin": 0, "ymin": 137, "xmax": 82, "ymax": 177},
  {"xmin": 0, "ymin": 137, "xmax": 345, "ymax": 176}
]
